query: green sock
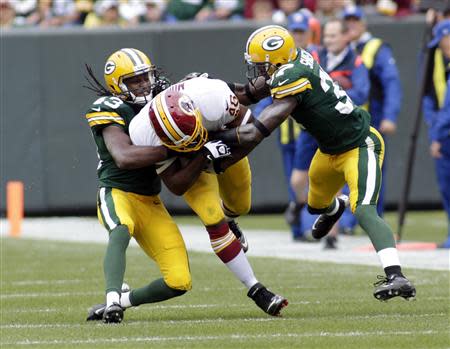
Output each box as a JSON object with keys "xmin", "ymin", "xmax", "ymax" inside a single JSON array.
[
  {"xmin": 104, "ymin": 225, "xmax": 130, "ymax": 293},
  {"xmin": 130, "ymin": 278, "xmax": 186, "ymax": 306},
  {"xmin": 354, "ymin": 205, "xmax": 396, "ymax": 251}
]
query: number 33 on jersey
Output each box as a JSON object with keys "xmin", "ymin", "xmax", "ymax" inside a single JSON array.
[{"xmin": 269, "ymin": 49, "xmax": 370, "ymax": 155}]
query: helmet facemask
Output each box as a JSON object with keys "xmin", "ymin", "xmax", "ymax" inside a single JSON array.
[{"xmin": 120, "ymin": 67, "xmax": 156, "ymax": 105}]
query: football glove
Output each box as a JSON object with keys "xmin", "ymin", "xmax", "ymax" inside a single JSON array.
[{"xmin": 203, "ymin": 140, "xmax": 231, "ymax": 161}]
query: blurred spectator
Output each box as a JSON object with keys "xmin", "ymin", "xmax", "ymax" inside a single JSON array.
[
  {"xmin": 195, "ymin": 0, "xmax": 244, "ymax": 21},
  {"xmin": 246, "ymin": 0, "xmax": 276, "ymax": 20},
  {"xmin": 316, "ymin": 0, "xmax": 352, "ymax": 20},
  {"xmin": 423, "ymin": 19, "xmax": 450, "ymax": 248},
  {"xmin": 377, "ymin": 0, "xmax": 414, "ymax": 16},
  {"xmin": 84, "ymin": 0, "xmax": 126, "ymax": 28},
  {"xmin": 339, "ymin": 5, "xmax": 402, "ymax": 233},
  {"xmin": 272, "ymin": 0, "xmax": 302, "ymax": 23},
  {"xmin": 0, "ymin": 0, "xmax": 19, "ymax": 28},
  {"xmin": 28, "ymin": 0, "xmax": 81, "ymax": 27},
  {"xmin": 139, "ymin": 0, "xmax": 167, "ymax": 23},
  {"xmin": 12, "ymin": 0, "xmax": 37, "ymax": 17},
  {"xmin": 165, "ymin": 0, "xmax": 207, "ymax": 21},
  {"xmin": 75, "ymin": 0, "xmax": 94, "ymax": 24}
]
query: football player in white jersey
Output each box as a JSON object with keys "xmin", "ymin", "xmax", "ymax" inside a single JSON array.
[{"xmin": 130, "ymin": 77, "xmax": 288, "ymax": 316}]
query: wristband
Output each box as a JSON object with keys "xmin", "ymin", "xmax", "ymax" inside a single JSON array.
[{"xmin": 253, "ymin": 118, "xmax": 271, "ymax": 138}]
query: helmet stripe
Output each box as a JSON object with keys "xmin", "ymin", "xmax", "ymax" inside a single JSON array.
[
  {"xmin": 154, "ymin": 95, "xmax": 184, "ymax": 143},
  {"xmin": 160, "ymin": 92, "xmax": 188, "ymax": 138},
  {"xmin": 120, "ymin": 48, "xmax": 142, "ymax": 66}
]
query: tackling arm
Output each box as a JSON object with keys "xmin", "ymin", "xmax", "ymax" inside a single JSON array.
[
  {"xmin": 229, "ymin": 77, "xmax": 271, "ymax": 105},
  {"xmin": 213, "ymin": 96, "xmax": 298, "ymax": 170},
  {"xmin": 103, "ymin": 125, "xmax": 168, "ymax": 169}
]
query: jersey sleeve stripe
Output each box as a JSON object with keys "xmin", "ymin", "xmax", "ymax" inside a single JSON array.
[
  {"xmin": 88, "ymin": 118, "xmax": 126, "ymax": 127},
  {"xmin": 86, "ymin": 111, "xmax": 120, "ymax": 119},
  {"xmin": 272, "ymin": 80, "xmax": 312, "ymax": 98},
  {"xmin": 271, "ymin": 78, "xmax": 311, "ymax": 95}
]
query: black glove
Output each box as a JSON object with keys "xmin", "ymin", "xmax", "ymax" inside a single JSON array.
[{"xmin": 203, "ymin": 140, "xmax": 231, "ymax": 161}]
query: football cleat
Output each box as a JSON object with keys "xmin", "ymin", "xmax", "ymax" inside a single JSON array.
[
  {"xmin": 86, "ymin": 303, "xmax": 107, "ymax": 321},
  {"xmin": 373, "ymin": 274, "xmax": 416, "ymax": 301},
  {"xmin": 228, "ymin": 219, "xmax": 249, "ymax": 253},
  {"xmin": 311, "ymin": 195, "xmax": 349, "ymax": 240},
  {"xmin": 103, "ymin": 303, "xmax": 124, "ymax": 324},
  {"xmin": 324, "ymin": 235, "xmax": 337, "ymax": 249},
  {"xmin": 247, "ymin": 282, "xmax": 288, "ymax": 316},
  {"xmin": 284, "ymin": 201, "xmax": 302, "ymax": 226}
]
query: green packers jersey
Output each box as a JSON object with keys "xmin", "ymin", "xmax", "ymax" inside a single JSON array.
[
  {"xmin": 269, "ymin": 49, "xmax": 371, "ymax": 154},
  {"xmin": 85, "ymin": 96, "xmax": 161, "ymax": 195}
]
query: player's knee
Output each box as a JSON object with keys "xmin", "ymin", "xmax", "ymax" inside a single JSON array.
[
  {"xmin": 164, "ymin": 267, "xmax": 192, "ymax": 291},
  {"xmin": 226, "ymin": 197, "xmax": 251, "ymax": 216},
  {"xmin": 354, "ymin": 204, "xmax": 378, "ymax": 224}
]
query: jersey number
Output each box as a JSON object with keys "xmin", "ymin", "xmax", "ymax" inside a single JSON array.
[
  {"xmin": 319, "ymin": 68, "xmax": 354, "ymax": 115},
  {"xmin": 93, "ymin": 96, "xmax": 123, "ymax": 109}
]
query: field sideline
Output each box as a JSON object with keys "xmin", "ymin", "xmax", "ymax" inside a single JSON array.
[{"xmin": 1, "ymin": 212, "xmax": 449, "ymax": 348}]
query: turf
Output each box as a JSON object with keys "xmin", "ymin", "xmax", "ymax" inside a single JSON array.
[{"xmin": 1, "ymin": 216, "xmax": 449, "ymax": 349}]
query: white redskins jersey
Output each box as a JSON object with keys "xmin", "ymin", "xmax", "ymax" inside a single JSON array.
[{"xmin": 129, "ymin": 77, "xmax": 240, "ymax": 173}]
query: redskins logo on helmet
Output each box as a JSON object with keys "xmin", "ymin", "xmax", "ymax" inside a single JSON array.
[
  {"xmin": 148, "ymin": 90, "xmax": 208, "ymax": 152},
  {"xmin": 245, "ymin": 25, "xmax": 297, "ymax": 80}
]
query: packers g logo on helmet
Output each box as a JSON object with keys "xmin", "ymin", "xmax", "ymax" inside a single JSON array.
[
  {"xmin": 262, "ymin": 36, "xmax": 285, "ymax": 51},
  {"xmin": 104, "ymin": 61, "xmax": 116, "ymax": 75},
  {"xmin": 245, "ymin": 25, "xmax": 297, "ymax": 80}
]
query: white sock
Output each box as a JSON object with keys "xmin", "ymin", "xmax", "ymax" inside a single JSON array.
[
  {"xmin": 326, "ymin": 198, "xmax": 339, "ymax": 216},
  {"xmin": 106, "ymin": 291, "xmax": 120, "ymax": 307},
  {"xmin": 120, "ymin": 291, "xmax": 132, "ymax": 309},
  {"xmin": 225, "ymin": 250, "xmax": 258, "ymax": 289},
  {"xmin": 377, "ymin": 247, "xmax": 401, "ymax": 269}
]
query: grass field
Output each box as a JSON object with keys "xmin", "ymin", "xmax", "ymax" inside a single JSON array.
[{"xmin": 1, "ymin": 212, "xmax": 449, "ymax": 348}]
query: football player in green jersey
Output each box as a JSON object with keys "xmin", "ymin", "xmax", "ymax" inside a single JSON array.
[
  {"xmin": 83, "ymin": 48, "xmax": 192, "ymax": 324},
  {"xmin": 215, "ymin": 25, "xmax": 416, "ymax": 301}
]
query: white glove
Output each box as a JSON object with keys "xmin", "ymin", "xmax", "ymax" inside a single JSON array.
[{"xmin": 203, "ymin": 140, "xmax": 231, "ymax": 161}]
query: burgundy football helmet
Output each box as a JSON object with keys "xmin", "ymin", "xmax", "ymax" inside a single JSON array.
[{"xmin": 148, "ymin": 90, "xmax": 207, "ymax": 152}]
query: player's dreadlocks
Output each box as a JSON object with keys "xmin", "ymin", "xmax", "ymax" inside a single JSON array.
[{"xmin": 83, "ymin": 64, "xmax": 112, "ymax": 97}]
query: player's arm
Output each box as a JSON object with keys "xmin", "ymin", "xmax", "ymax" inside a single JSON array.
[
  {"xmin": 103, "ymin": 125, "xmax": 168, "ymax": 169},
  {"xmin": 212, "ymin": 96, "xmax": 297, "ymax": 171},
  {"xmin": 228, "ymin": 76, "xmax": 271, "ymax": 106},
  {"xmin": 159, "ymin": 154, "xmax": 208, "ymax": 196}
]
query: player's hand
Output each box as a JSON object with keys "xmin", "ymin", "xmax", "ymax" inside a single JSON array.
[
  {"xmin": 379, "ymin": 120, "xmax": 396, "ymax": 135},
  {"xmin": 430, "ymin": 141, "xmax": 442, "ymax": 158},
  {"xmin": 203, "ymin": 140, "xmax": 231, "ymax": 161}
]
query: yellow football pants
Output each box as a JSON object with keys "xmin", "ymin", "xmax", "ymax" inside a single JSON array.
[
  {"xmin": 308, "ymin": 127, "xmax": 385, "ymax": 213},
  {"xmin": 183, "ymin": 157, "xmax": 252, "ymax": 226},
  {"xmin": 97, "ymin": 188, "xmax": 191, "ymax": 291}
]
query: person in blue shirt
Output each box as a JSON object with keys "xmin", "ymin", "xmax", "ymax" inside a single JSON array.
[
  {"xmin": 290, "ymin": 17, "xmax": 370, "ymax": 248},
  {"xmin": 253, "ymin": 10, "xmax": 318, "ymax": 242},
  {"xmin": 423, "ymin": 19, "xmax": 450, "ymax": 248},
  {"xmin": 340, "ymin": 5, "xmax": 403, "ymax": 234}
]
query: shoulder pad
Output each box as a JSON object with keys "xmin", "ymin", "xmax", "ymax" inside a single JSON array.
[
  {"xmin": 269, "ymin": 62, "xmax": 312, "ymax": 99},
  {"xmin": 85, "ymin": 96, "xmax": 126, "ymax": 128}
]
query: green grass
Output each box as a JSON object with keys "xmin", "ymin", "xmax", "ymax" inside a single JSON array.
[
  {"xmin": 174, "ymin": 210, "xmax": 449, "ymax": 243},
  {"xmin": 1, "ymin": 214, "xmax": 449, "ymax": 349}
]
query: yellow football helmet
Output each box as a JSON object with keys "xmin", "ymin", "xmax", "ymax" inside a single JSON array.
[
  {"xmin": 245, "ymin": 25, "xmax": 298, "ymax": 79},
  {"xmin": 104, "ymin": 48, "xmax": 155, "ymax": 105}
]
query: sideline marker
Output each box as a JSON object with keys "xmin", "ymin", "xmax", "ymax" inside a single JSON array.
[{"xmin": 7, "ymin": 181, "xmax": 24, "ymax": 237}]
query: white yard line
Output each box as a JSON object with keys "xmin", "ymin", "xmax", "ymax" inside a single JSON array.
[
  {"xmin": 1, "ymin": 217, "xmax": 449, "ymax": 271},
  {"xmin": 1, "ymin": 330, "xmax": 441, "ymax": 346}
]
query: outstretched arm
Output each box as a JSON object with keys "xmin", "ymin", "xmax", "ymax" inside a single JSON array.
[
  {"xmin": 103, "ymin": 125, "xmax": 168, "ymax": 169},
  {"xmin": 229, "ymin": 77, "xmax": 271, "ymax": 105},
  {"xmin": 213, "ymin": 96, "xmax": 298, "ymax": 171}
]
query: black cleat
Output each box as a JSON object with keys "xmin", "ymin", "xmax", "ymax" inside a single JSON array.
[
  {"xmin": 312, "ymin": 195, "xmax": 349, "ymax": 240},
  {"xmin": 247, "ymin": 282, "xmax": 288, "ymax": 316},
  {"xmin": 284, "ymin": 201, "xmax": 302, "ymax": 226},
  {"xmin": 103, "ymin": 303, "xmax": 124, "ymax": 323},
  {"xmin": 86, "ymin": 303, "xmax": 107, "ymax": 321},
  {"xmin": 228, "ymin": 219, "xmax": 249, "ymax": 253},
  {"xmin": 373, "ymin": 274, "xmax": 416, "ymax": 301}
]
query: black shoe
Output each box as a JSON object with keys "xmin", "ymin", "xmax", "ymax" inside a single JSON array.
[
  {"xmin": 103, "ymin": 303, "xmax": 124, "ymax": 323},
  {"xmin": 373, "ymin": 274, "xmax": 416, "ymax": 301},
  {"xmin": 247, "ymin": 282, "xmax": 288, "ymax": 316},
  {"xmin": 86, "ymin": 303, "xmax": 107, "ymax": 321},
  {"xmin": 284, "ymin": 201, "xmax": 302, "ymax": 226},
  {"xmin": 312, "ymin": 195, "xmax": 349, "ymax": 240},
  {"xmin": 293, "ymin": 231, "xmax": 320, "ymax": 243},
  {"xmin": 228, "ymin": 219, "xmax": 249, "ymax": 253},
  {"xmin": 324, "ymin": 236, "xmax": 337, "ymax": 249}
]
